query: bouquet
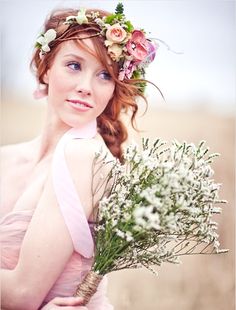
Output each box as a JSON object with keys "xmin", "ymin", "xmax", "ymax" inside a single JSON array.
[{"xmin": 74, "ymin": 139, "xmax": 227, "ymax": 304}]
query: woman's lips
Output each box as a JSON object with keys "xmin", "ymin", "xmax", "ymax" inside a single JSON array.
[{"xmin": 66, "ymin": 99, "xmax": 93, "ymax": 111}]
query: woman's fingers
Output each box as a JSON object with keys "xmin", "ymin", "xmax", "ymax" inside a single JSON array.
[
  {"xmin": 41, "ymin": 296, "xmax": 87, "ymax": 309},
  {"xmin": 51, "ymin": 296, "xmax": 84, "ymax": 306},
  {"xmin": 63, "ymin": 307, "xmax": 88, "ymax": 310},
  {"xmin": 42, "ymin": 307, "xmax": 88, "ymax": 310}
]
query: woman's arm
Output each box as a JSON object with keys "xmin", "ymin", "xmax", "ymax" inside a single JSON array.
[
  {"xmin": 1, "ymin": 172, "xmax": 75, "ymax": 310},
  {"xmin": 1, "ymin": 138, "xmax": 102, "ymax": 310}
]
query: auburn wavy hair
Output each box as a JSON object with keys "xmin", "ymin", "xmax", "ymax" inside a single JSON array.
[{"xmin": 31, "ymin": 8, "xmax": 149, "ymax": 161}]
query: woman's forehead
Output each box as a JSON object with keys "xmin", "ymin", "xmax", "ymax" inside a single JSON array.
[
  {"xmin": 57, "ymin": 39, "xmax": 96, "ymax": 58},
  {"xmin": 55, "ymin": 39, "xmax": 112, "ymax": 66}
]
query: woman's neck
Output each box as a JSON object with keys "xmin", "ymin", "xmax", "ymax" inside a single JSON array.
[
  {"xmin": 33, "ymin": 107, "xmax": 97, "ymax": 164},
  {"xmin": 34, "ymin": 109, "xmax": 70, "ymax": 164}
]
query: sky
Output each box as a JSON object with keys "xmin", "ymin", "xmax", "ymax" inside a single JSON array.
[{"xmin": 1, "ymin": 0, "xmax": 236, "ymax": 114}]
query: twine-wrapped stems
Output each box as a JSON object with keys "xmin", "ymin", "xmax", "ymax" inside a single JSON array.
[{"xmin": 74, "ymin": 271, "xmax": 103, "ymax": 305}]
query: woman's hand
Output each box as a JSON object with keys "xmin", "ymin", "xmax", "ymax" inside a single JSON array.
[{"xmin": 41, "ymin": 296, "xmax": 88, "ymax": 309}]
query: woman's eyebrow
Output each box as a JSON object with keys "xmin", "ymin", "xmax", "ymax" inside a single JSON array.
[{"xmin": 63, "ymin": 53, "xmax": 85, "ymax": 61}]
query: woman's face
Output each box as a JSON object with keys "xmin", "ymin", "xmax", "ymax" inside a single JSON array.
[{"xmin": 44, "ymin": 39, "xmax": 115, "ymax": 128}]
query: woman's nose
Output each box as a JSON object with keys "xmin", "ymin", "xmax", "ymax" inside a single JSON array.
[
  {"xmin": 75, "ymin": 75, "xmax": 92, "ymax": 96},
  {"xmin": 77, "ymin": 88, "xmax": 91, "ymax": 96}
]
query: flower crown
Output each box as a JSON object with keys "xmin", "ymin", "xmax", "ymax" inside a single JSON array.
[{"xmin": 36, "ymin": 3, "xmax": 157, "ymax": 84}]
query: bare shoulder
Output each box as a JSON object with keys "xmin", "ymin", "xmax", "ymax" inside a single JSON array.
[
  {"xmin": 1, "ymin": 142, "xmax": 23, "ymax": 157},
  {"xmin": 65, "ymin": 135, "xmax": 114, "ymax": 169},
  {"xmin": 64, "ymin": 135, "xmax": 115, "ymax": 218},
  {"xmin": 1, "ymin": 142, "xmax": 30, "ymax": 167}
]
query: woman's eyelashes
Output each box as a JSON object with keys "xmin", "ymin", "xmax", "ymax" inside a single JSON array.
[
  {"xmin": 66, "ymin": 61, "xmax": 112, "ymax": 81},
  {"xmin": 99, "ymin": 71, "xmax": 112, "ymax": 81},
  {"xmin": 67, "ymin": 61, "xmax": 81, "ymax": 71}
]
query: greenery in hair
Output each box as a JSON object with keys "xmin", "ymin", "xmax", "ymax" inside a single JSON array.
[
  {"xmin": 35, "ymin": 2, "xmax": 157, "ymax": 93},
  {"xmin": 115, "ymin": 2, "xmax": 124, "ymax": 15}
]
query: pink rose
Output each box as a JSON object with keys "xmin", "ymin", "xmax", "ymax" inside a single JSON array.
[
  {"xmin": 118, "ymin": 60, "xmax": 137, "ymax": 81},
  {"xmin": 108, "ymin": 44, "xmax": 123, "ymax": 61},
  {"xmin": 126, "ymin": 30, "xmax": 149, "ymax": 62},
  {"xmin": 106, "ymin": 23, "xmax": 127, "ymax": 43}
]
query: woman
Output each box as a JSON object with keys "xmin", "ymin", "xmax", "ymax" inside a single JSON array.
[{"xmin": 1, "ymin": 4, "xmax": 157, "ymax": 310}]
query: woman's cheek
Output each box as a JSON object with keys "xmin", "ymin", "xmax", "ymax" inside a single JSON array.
[
  {"xmin": 102, "ymin": 83, "xmax": 115, "ymax": 101},
  {"xmin": 48, "ymin": 69, "xmax": 72, "ymax": 94},
  {"xmin": 55, "ymin": 74, "xmax": 71, "ymax": 92}
]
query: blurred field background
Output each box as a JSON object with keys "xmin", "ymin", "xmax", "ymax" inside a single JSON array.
[
  {"xmin": 1, "ymin": 97, "xmax": 235, "ymax": 310},
  {"xmin": 1, "ymin": 0, "xmax": 235, "ymax": 309}
]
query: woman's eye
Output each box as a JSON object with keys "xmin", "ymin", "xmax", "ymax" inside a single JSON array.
[
  {"xmin": 67, "ymin": 62, "xmax": 81, "ymax": 71},
  {"xmin": 99, "ymin": 71, "xmax": 112, "ymax": 81}
]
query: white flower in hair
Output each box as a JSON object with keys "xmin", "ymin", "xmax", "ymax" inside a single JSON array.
[
  {"xmin": 35, "ymin": 2, "xmax": 158, "ymax": 92},
  {"xmin": 66, "ymin": 8, "xmax": 88, "ymax": 25},
  {"xmin": 36, "ymin": 29, "xmax": 57, "ymax": 53}
]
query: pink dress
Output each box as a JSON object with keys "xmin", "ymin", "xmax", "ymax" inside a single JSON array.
[{"xmin": 0, "ymin": 121, "xmax": 113, "ymax": 309}]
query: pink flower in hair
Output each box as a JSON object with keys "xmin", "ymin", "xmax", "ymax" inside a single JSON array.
[
  {"xmin": 118, "ymin": 60, "xmax": 137, "ymax": 81},
  {"xmin": 105, "ymin": 23, "xmax": 127, "ymax": 45},
  {"xmin": 126, "ymin": 30, "xmax": 149, "ymax": 62},
  {"xmin": 146, "ymin": 41, "xmax": 157, "ymax": 63}
]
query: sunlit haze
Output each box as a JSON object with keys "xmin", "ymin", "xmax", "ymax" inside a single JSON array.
[{"xmin": 1, "ymin": 0, "xmax": 235, "ymax": 114}]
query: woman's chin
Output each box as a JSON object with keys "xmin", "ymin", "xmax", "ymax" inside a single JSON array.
[{"xmin": 60, "ymin": 116, "xmax": 94, "ymax": 130}]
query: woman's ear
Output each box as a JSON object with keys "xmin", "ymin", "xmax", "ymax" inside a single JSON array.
[
  {"xmin": 33, "ymin": 82, "xmax": 48, "ymax": 99},
  {"xmin": 43, "ymin": 69, "xmax": 50, "ymax": 84}
]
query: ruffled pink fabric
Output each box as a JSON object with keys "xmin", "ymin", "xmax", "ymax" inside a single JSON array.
[{"xmin": 0, "ymin": 121, "xmax": 113, "ymax": 309}]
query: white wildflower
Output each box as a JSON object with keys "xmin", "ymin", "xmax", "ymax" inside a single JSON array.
[
  {"xmin": 92, "ymin": 138, "xmax": 226, "ymax": 277},
  {"xmin": 133, "ymin": 205, "xmax": 160, "ymax": 230},
  {"xmin": 111, "ymin": 218, "xmax": 118, "ymax": 227},
  {"xmin": 125, "ymin": 231, "xmax": 133, "ymax": 242},
  {"xmin": 115, "ymin": 228, "xmax": 125, "ymax": 239}
]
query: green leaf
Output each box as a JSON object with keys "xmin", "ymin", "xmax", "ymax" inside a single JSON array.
[
  {"xmin": 135, "ymin": 80, "xmax": 147, "ymax": 94},
  {"xmin": 115, "ymin": 2, "xmax": 124, "ymax": 15},
  {"xmin": 104, "ymin": 14, "xmax": 117, "ymax": 24},
  {"xmin": 35, "ymin": 42, "xmax": 41, "ymax": 48},
  {"xmin": 116, "ymin": 13, "xmax": 124, "ymax": 21},
  {"xmin": 125, "ymin": 20, "xmax": 134, "ymax": 32},
  {"xmin": 132, "ymin": 70, "xmax": 141, "ymax": 79}
]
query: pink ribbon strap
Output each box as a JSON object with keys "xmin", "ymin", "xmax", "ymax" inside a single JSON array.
[{"xmin": 52, "ymin": 121, "xmax": 97, "ymax": 258}]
